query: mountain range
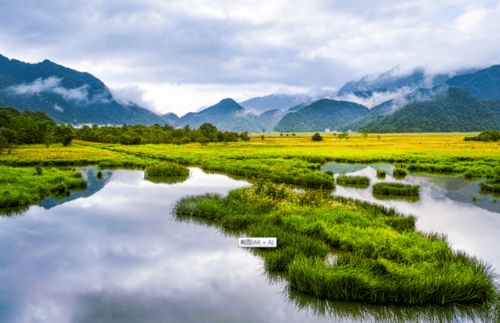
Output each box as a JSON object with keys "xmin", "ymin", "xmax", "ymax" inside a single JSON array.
[{"xmin": 0, "ymin": 53, "xmax": 499, "ymax": 132}]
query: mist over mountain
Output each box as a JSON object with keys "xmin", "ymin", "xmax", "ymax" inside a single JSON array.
[
  {"xmin": 360, "ymin": 88, "xmax": 500, "ymax": 132},
  {"xmin": 333, "ymin": 67, "xmax": 478, "ymax": 110},
  {"xmin": 1, "ymin": 53, "xmax": 499, "ymax": 133},
  {"xmin": 240, "ymin": 94, "xmax": 312, "ymax": 114},
  {"xmin": 0, "ymin": 54, "xmax": 162, "ymax": 125}
]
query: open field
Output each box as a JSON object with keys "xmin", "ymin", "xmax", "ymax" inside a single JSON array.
[{"xmin": 0, "ymin": 133, "xmax": 498, "ymax": 203}]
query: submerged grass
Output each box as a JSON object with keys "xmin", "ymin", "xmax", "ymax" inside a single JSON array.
[
  {"xmin": 372, "ymin": 182, "xmax": 420, "ymax": 197},
  {"xmin": 0, "ymin": 165, "xmax": 87, "ymax": 209},
  {"xmin": 336, "ymin": 175, "xmax": 370, "ymax": 188},
  {"xmin": 174, "ymin": 182, "xmax": 497, "ymax": 306}
]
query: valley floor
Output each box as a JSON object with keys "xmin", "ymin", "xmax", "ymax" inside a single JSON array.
[{"xmin": 0, "ymin": 133, "xmax": 499, "ymax": 311}]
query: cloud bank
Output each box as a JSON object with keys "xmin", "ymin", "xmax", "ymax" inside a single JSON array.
[{"xmin": 1, "ymin": 0, "xmax": 500, "ymax": 114}]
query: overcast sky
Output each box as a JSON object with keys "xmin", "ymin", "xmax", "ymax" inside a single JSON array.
[{"xmin": 1, "ymin": 0, "xmax": 500, "ymax": 115}]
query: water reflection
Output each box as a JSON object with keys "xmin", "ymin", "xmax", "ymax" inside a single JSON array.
[
  {"xmin": 0, "ymin": 167, "xmax": 497, "ymax": 322},
  {"xmin": 41, "ymin": 167, "xmax": 112, "ymax": 209}
]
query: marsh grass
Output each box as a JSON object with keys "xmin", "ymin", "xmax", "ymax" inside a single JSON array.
[
  {"xmin": 392, "ymin": 168, "xmax": 407, "ymax": 179},
  {"xmin": 336, "ymin": 175, "xmax": 370, "ymax": 188},
  {"xmin": 480, "ymin": 178, "xmax": 500, "ymax": 193},
  {"xmin": 174, "ymin": 182, "xmax": 497, "ymax": 306},
  {"xmin": 372, "ymin": 182, "xmax": 420, "ymax": 197},
  {"xmin": 376, "ymin": 169, "xmax": 386, "ymax": 178},
  {"xmin": 0, "ymin": 166, "xmax": 87, "ymax": 209},
  {"xmin": 144, "ymin": 163, "xmax": 190, "ymax": 184}
]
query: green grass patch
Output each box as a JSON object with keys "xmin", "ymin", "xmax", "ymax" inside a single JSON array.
[
  {"xmin": 0, "ymin": 165, "xmax": 87, "ymax": 210},
  {"xmin": 336, "ymin": 175, "xmax": 370, "ymax": 188},
  {"xmin": 373, "ymin": 182, "xmax": 420, "ymax": 197},
  {"xmin": 392, "ymin": 168, "xmax": 407, "ymax": 179},
  {"xmin": 144, "ymin": 163, "xmax": 190, "ymax": 184},
  {"xmin": 376, "ymin": 169, "xmax": 386, "ymax": 178},
  {"xmin": 174, "ymin": 182, "xmax": 497, "ymax": 306}
]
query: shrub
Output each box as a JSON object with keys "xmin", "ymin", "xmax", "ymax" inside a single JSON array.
[
  {"xmin": 464, "ymin": 130, "xmax": 500, "ymax": 142},
  {"xmin": 376, "ymin": 169, "xmax": 386, "ymax": 178},
  {"xmin": 311, "ymin": 133, "xmax": 323, "ymax": 141}
]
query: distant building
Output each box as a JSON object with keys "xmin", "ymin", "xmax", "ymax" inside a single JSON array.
[{"xmin": 324, "ymin": 128, "xmax": 330, "ymax": 132}]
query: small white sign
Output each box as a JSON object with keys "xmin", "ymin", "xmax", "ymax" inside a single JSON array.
[{"xmin": 238, "ymin": 237, "xmax": 277, "ymax": 248}]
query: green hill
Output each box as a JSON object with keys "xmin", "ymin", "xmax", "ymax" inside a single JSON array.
[
  {"xmin": 360, "ymin": 88, "xmax": 500, "ymax": 132},
  {"xmin": 274, "ymin": 99, "xmax": 368, "ymax": 132}
]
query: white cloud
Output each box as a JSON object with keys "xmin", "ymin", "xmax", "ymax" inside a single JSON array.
[{"xmin": 8, "ymin": 77, "xmax": 89, "ymax": 102}]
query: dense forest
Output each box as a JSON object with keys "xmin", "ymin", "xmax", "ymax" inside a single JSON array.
[
  {"xmin": 0, "ymin": 107, "xmax": 73, "ymax": 151},
  {"xmin": 0, "ymin": 107, "xmax": 248, "ymax": 151},
  {"xmin": 77, "ymin": 123, "xmax": 247, "ymax": 144}
]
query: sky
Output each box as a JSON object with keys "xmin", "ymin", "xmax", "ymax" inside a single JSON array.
[{"xmin": 1, "ymin": 0, "xmax": 500, "ymax": 115}]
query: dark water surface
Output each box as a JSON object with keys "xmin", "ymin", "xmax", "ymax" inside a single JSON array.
[{"xmin": 0, "ymin": 167, "xmax": 497, "ymax": 322}]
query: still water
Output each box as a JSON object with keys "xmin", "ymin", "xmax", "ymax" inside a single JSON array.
[{"xmin": 0, "ymin": 167, "xmax": 497, "ymax": 322}]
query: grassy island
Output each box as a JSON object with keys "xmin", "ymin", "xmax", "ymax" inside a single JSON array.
[
  {"xmin": 175, "ymin": 182, "xmax": 496, "ymax": 306},
  {"xmin": 336, "ymin": 175, "xmax": 370, "ymax": 188}
]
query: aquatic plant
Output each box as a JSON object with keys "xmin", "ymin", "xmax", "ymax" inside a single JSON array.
[
  {"xmin": 376, "ymin": 169, "xmax": 386, "ymax": 178},
  {"xmin": 392, "ymin": 168, "xmax": 407, "ymax": 178},
  {"xmin": 372, "ymin": 182, "xmax": 420, "ymax": 197},
  {"xmin": 336, "ymin": 175, "xmax": 370, "ymax": 188},
  {"xmin": 174, "ymin": 182, "xmax": 497, "ymax": 306},
  {"xmin": 145, "ymin": 163, "xmax": 189, "ymax": 178}
]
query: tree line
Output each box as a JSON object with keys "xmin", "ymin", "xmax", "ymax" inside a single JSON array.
[{"xmin": 0, "ymin": 107, "xmax": 249, "ymax": 152}]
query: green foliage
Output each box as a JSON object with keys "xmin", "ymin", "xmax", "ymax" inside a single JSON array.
[
  {"xmin": 465, "ymin": 131, "xmax": 500, "ymax": 142},
  {"xmin": 174, "ymin": 183, "xmax": 497, "ymax": 306},
  {"xmin": 336, "ymin": 175, "xmax": 370, "ymax": 188},
  {"xmin": 145, "ymin": 163, "xmax": 189, "ymax": 179},
  {"xmin": 392, "ymin": 168, "xmax": 407, "ymax": 178},
  {"xmin": 0, "ymin": 108, "xmax": 57, "ymax": 146},
  {"xmin": 0, "ymin": 166, "xmax": 87, "ymax": 209},
  {"xmin": 338, "ymin": 132, "xmax": 349, "ymax": 139},
  {"xmin": 76, "ymin": 122, "xmax": 242, "ymax": 145},
  {"xmin": 373, "ymin": 182, "xmax": 420, "ymax": 197},
  {"xmin": 376, "ymin": 169, "xmax": 386, "ymax": 178},
  {"xmin": 311, "ymin": 133, "xmax": 323, "ymax": 141}
]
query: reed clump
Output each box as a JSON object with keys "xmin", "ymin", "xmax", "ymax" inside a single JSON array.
[
  {"xmin": 373, "ymin": 182, "xmax": 419, "ymax": 197},
  {"xmin": 336, "ymin": 175, "xmax": 370, "ymax": 188},
  {"xmin": 392, "ymin": 168, "xmax": 407, "ymax": 179},
  {"xmin": 144, "ymin": 163, "xmax": 189, "ymax": 183},
  {"xmin": 376, "ymin": 169, "xmax": 386, "ymax": 178}
]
